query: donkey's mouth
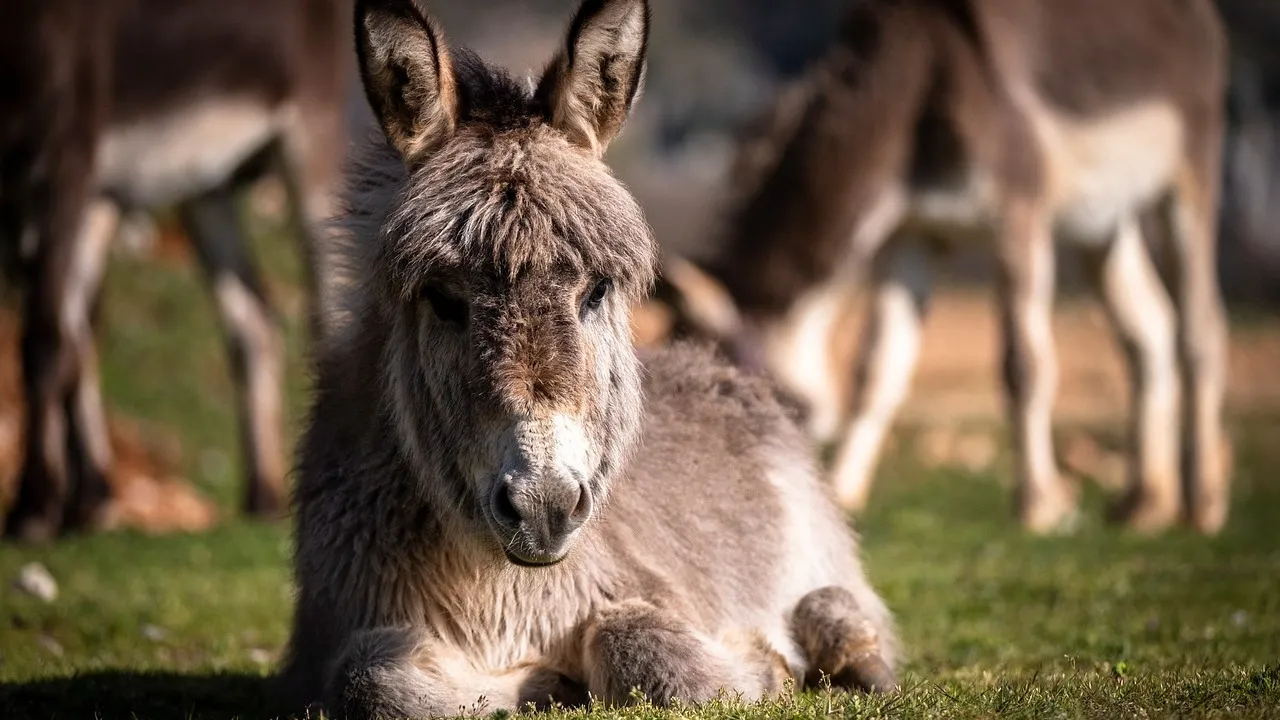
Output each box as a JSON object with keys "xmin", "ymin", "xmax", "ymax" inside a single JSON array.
[{"xmin": 503, "ymin": 548, "xmax": 569, "ymax": 568}]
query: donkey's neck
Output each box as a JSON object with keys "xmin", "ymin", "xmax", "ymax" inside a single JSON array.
[{"xmin": 708, "ymin": 8, "xmax": 930, "ymax": 321}]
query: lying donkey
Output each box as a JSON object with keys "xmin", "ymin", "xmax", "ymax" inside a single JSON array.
[
  {"xmin": 279, "ymin": 0, "xmax": 898, "ymax": 716},
  {"xmin": 0, "ymin": 0, "xmax": 350, "ymax": 539},
  {"xmin": 657, "ymin": 0, "xmax": 1232, "ymax": 534}
]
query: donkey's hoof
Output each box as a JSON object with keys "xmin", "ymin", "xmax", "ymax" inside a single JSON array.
[
  {"xmin": 1108, "ymin": 490, "xmax": 1178, "ymax": 534},
  {"xmin": 1185, "ymin": 438, "xmax": 1233, "ymax": 536},
  {"xmin": 2, "ymin": 513, "xmax": 62, "ymax": 544},
  {"xmin": 64, "ymin": 498, "xmax": 122, "ymax": 535},
  {"xmin": 1187, "ymin": 494, "xmax": 1229, "ymax": 536},
  {"xmin": 1019, "ymin": 489, "xmax": 1079, "ymax": 535}
]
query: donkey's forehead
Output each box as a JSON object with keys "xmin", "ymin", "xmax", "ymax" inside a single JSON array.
[{"xmin": 383, "ymin": 127, "xmax": 656, "ymax": 297}]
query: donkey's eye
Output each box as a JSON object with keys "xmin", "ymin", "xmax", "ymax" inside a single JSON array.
[
  {"xmin": 581, "ymin": 278, "xmax": 612, "ymax": 316},
  {"xmin": 421, "ymin": 286, "xmax": 468, "ymax": 327}
]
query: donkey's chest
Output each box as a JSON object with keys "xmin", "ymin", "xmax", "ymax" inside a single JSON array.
[{"xmin": 416, "ymin": 568, "xmax": 604, "ymax": 673}]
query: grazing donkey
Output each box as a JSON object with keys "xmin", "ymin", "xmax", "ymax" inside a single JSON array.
[
  {"xmin": 656, "ymin": 0, "xmax": 1232, "ymax": 534},
  {"xmin": 280, "ymin": 0, "xmax": 898, "ymax": 716},
  {"xmin": 0, "ymin": 0, "xmax": 350, "ymax": 540}
]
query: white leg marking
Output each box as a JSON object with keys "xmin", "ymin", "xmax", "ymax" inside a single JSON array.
[
  {"xmin": 766, "ymin": 282, "xmax": 858, "ymax": 443},
  {"xmin": 762, "ymin": 188, "xmax": 907, "ymax": 443},
  {"xmin": 830, "ymin": 239, "xmax": 933, "ymax": 510},
  {"xmin": 1087, "ymin": 216, "xmax": 1180, "ymax": 528},
  {"xmin": 63, "ymin": 199, "xmax": 120, "ymax": 477},
  {"xmin": 213, "ymin": 274, "xmax": 286, "ymax": 500},
  {"xmin": 999, "ymin": 205, "xmax": 1075, "ymax": 532}
]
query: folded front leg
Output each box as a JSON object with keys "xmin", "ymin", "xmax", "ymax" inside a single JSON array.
[
  {"xmin": 327, "ymin": 627, "xmax": 572, "ymax": 719},
  {"xmin": 582, "ymin": 599, "xmax": 789, "ymax": 706},
  {"xmin": 792, "ymin": 586, "xmax": 898, "ymax": 694}
]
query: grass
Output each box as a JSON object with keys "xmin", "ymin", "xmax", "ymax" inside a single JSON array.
[
  {"xmin": 3, "ymin": 457, "xmax": 1279, "ymax": 719},
  {"xmin": 2, "ymin": 203, "xmax": 1280, "ymax": 718}
]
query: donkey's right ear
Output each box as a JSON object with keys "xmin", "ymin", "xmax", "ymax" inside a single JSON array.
[{"xmin": 355, "ymin": 0, "xmax": 458, "ymax": 166}]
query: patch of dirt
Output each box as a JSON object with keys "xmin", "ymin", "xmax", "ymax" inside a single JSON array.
[
  {"xmin": 634, "ymin": 286, "xmax": 1280, "ymax": 480},
  {"xmin": 636, "ymin": 288, "xmax": 1280, "ymax": 425},
  {"xmin": 0, "ymin": 310, "xmax": 218, "ymax": 535},
  {"xmin": 899, "ymin": 290, "xmax": 1280, "ymax": 425}
]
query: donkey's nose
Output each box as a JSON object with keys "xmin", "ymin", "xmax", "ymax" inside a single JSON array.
[{"xmin": 490, "ymin": 475, "xmax": 592, "ymax": 566}]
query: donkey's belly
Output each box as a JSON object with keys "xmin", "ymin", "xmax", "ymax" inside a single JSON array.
[
  {"xmin": 1040, "ymin": 101, "xmax": 1185, "ymax": 244},
  {"xmin": 96, "ymin": 97, "xmax": 284, "ymax": 208}
]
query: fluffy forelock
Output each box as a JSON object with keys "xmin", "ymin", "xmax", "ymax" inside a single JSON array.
[{"xmin": 384, "ymin": 125, "xmax": 656, "ymax": 298}]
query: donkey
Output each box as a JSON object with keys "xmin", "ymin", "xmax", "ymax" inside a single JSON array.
[
  {"xmin": 0, "ymin": 0, "xmax": 351, "ymax": 540},
  {"xmin": 280, "ymin": 0, "xmax": 898, "ymax": 716},
  {"xmin": 655, "ymin": 0, "xmax": 1232, "ymax": 535}
]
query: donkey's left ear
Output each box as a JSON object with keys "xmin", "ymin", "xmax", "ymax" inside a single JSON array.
[
  {"xmin": 536, "ymin": 0, "xmax": 650, "ymax": 158},
  {"xmin": 355, "ymin": 0, "xmax": 458, "ymax": 166}
]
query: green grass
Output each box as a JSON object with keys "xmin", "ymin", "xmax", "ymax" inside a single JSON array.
[
  {"xmin": 2, "ymin": 206, "xmax": 1280, "ymax": 718},
  {"xmin": 3, "ymin": 457, "xmax": 1278, "ymax": 719}
]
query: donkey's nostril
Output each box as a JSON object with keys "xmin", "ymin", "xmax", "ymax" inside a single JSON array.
[
  {"xmin": 570, "ymin": 483, "xmax": 591, "ymax": 521},
  {"xmin": 492, "ymin": 484, "xmax": 521, "ymax": 527}
]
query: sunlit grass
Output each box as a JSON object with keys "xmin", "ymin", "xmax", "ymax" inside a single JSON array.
[{"xmin": 2, "ymin": 213, "xmax": 1278, "ymax": 718}]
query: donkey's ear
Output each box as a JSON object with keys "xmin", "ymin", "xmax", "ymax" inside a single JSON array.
[
  {"xmin": 536, "ymin": 0, "xmax": 650, "ymax": 158},
  {"xmin": 355, "ymin": 0, "xmax": 458, "ymax": 165}
]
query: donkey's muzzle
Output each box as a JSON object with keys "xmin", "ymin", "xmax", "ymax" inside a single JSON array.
[{"xmin": 489, "ymin": 474, "xmax": 592, "ymax": 566}]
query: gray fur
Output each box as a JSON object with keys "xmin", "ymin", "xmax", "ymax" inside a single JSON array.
[{"xmin": 280, "ymin": 0, "xmax": 898, "ymax": 715}]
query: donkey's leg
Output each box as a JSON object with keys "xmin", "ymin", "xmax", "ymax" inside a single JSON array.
[
  {"xmin": 582, "ymin": 599, "xmax": 786, "ymax": 706},
  {"xmin": 5, "ymin": 198, "xmax": 117, "ymax": 540},
  {"xmin": 180, "ymin": 186, "xmax": 287, "ymax": 517},
  {"xmin": 328, "ymin": 627, "xmax": 577, "ymax": 719},
  {"xmin": 830, "ymin": 238, "xmax": 933, "ymax": 511},
  {"xmin": 1080, "ymin": 216, "xmax": 1181, "ymax": 532},
  {"xmin": 1161, "ymin": 157, "xmax": 1231, "ymax": 535},
  {"xmin": 791, "ymin": 586, "xmax": 897, "ymax": 694},
  {"xmin": 61, "ymin": 200, "xmax": 121, "ymax": 530},
  {"xmin": 996, "ymin": 200, "xmax": 1076, "ymax": 533}
]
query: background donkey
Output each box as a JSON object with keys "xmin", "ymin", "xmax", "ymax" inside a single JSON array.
[
  {"xmin": 0, "ymin": 0, "xmax": 351, "ymax": 540},
  {"xmin": 281, "ymin": 0, "xmax": 897, "ymax": 715},
  {"xmin": 655, "ymin": 0, "xmax": 1231, "ymax": 535}
]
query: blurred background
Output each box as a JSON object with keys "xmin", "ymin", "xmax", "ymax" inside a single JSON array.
[
  {"xmin": 2, "ymin": 3, "xmax": 1280, "ymax": 715},
  {"xmin": 1, "ymin": 0, "xmax": 1278, "ymax": 525}
]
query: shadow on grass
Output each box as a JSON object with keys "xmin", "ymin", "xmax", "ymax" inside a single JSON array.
[{"xmin": 0, "ymin": 671, "xmax": 290, "ymax": 720}]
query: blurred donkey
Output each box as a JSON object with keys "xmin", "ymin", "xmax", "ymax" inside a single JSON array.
[
  {"xmin": 0, "ymin": 0, "xmax": 352, "ymax": 540},
  {"xmin": 655, "ymin": 0, "xmax": 1232, "ymax": 534}
]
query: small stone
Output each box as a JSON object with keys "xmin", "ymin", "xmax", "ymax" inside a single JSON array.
[
  {"xmin": 12, "ymin": 562, "xmax": 58, "ymax": 603},
  {"xmin": 141, "ymin": 624, "xmax": 167, "ymax": 642},
  {"xmin": 36, "ymin": 634, "xmax": 64, "ymax": 657},
  {"xmin": 1232, "ymin": 610, "xmax": 1248, "ymax": 628},
  {"xmin": 248, "ymin": 648, "xmax": 273, "ymax": 665}
]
